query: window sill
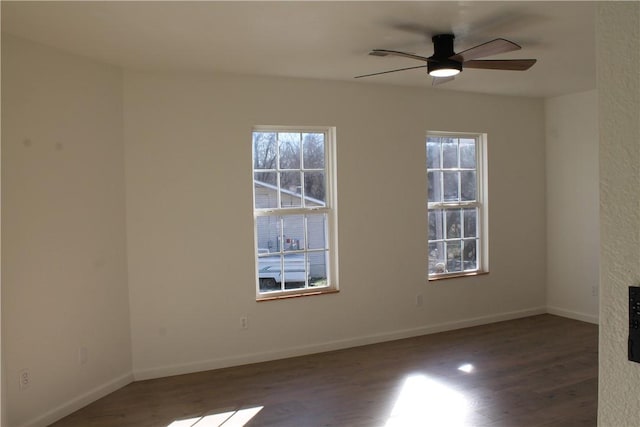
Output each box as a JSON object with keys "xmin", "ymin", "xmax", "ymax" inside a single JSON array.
[
  {"xmin": 428, "ymin": 271, "xmax": 489, "ymax": 282},
  {"xmin": 257, "ymin": 288, "xmax": 339, "ymax": 302}
]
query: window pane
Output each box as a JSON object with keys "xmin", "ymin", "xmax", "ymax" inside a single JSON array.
[
  {"xmin": 463, "ymin": 239, "xmax": 477, "ymax": 270},
  {"xmin": 308, "ymin": 251, "xmax": 328, "ymax": 287},
  {"xmin": 279, "ymin": 133, "xmax": 301, "ymax": 169},
  {"xmin": 256, "ymin": 216, "xmax": 280, "ymax": 253},
  {"xmin": 447, "ymin": 241, "xmax": 462, "ymax": 273},
  {"xmin": 304, "ymin": 171, "xmax": 325, "ymax": 205},
  {"xmin": 428, "ymin": 241, "xmax": 446, "ymax": 274},
  {"xmin": 443, "ymin": 172, "xmax": 459, "ymax": 201},
  {"xmin": 461, "ymin": 171, "xmax": 476, "ymax": 201},
  {"xmin": 254, "ymin": 172, "xmax": 277, "ymax": 209},
  {"xmin": 303, "ymin": 133, "xmax": 325, "ymax": 169},
  {"xmin": 259, "ymin": 270, "xmax": 280, "ymax": 292},
  {"xmin": 426, "ymin": 141, "xmax": 440, "ymax": 169},
  {"xmin": 253, "ymin": 132, "xmax": 277, "ymax": 170},
  {"xmin": 283, "ymin": 215, "xmax": 305, "ymax": 252},
  {"xmin": 427, "ymin": 171, "xmax": 442, "ymax": 203},
  {"xmin": 463, "ymin": 208, "xmax": 477, "ymax": 238},
  {"xmin": 428, "ymin": 209, "xmax": 444, "ymax": 240},
  {"xmin": 254, "ymin": 171, "xmax": 277, "ymax": 187},
  {"xmin": 279, "ymin": 172, "xmax": 301, "ymax": 207},
  {"xmin": 283, "ymin": 253, "xmax": 306, "ymax": 289},
  {"xmin": 258, "ymin": 249, "xmax": 281, "ymax": 291},
  {"xmin": 442, "ymin": 140, "xmax": 458, "ymax": 168},
  {"xmin": 446, "ymin": 210, "xmax": 461, "ymax": 239},
  {"xmin": 460, "ymin": 139, "xmax": 476, "ymax": 169},
  {"xmin": 307, "ymin": 214, "xmax": 327, "ymax": 250}
]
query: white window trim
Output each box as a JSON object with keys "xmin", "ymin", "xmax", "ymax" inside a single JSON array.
[
  {"xmin": 427, "ymin": 131, "xmax": 489, "ymax": 281},
  {"xmin": 252, "ymin": 126, "xmax": 339, "ymax": 299}
]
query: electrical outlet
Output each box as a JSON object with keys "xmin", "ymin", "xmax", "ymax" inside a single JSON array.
[
  {"xmin": 240, "ymin": 316, "xmax": 248, "ymax": 330},
  {"xmin": 19, "ymin": 369, "xmax": 30, "ymax": 390},
  {"xmin": 416, "ymin": 294, "xmax": 424, "ymax": 307},
  {"xmin": 592, "ymin": 286, "xmax": 598, "ymax": 297}
]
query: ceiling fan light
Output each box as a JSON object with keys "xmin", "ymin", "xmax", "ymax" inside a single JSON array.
[
  {"xmin": 427, "ymin": 59, "xmax": 462, "ymax": 78},
  {"xmin": 429, "ymin": 68, "xmax": 460, "ymax": 77}
]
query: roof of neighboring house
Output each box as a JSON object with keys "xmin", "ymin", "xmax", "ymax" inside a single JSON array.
[{"xmin": 254, "ymin": 180, "xmax": 326, "ymax": 207}]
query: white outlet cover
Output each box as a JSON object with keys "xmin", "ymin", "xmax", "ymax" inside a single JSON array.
[{"xmin": 19, "ymin": 369, "xmax": 30, "ymax": 390}]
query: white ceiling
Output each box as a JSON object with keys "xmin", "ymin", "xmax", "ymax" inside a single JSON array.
[{"xmin": 1, "ymin": 1, "xmax": 596, "ymax": 98}]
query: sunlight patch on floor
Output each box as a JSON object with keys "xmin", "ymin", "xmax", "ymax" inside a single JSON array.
[
  {"xmin": 167, "ymin": 406, "xmax": 263, "ymax": 427},
  {"xmin": 385, "ymin": 374, "xmax": 469, "ymax": 427}
]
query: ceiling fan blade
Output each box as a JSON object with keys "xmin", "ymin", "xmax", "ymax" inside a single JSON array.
[
  {"xmin": 451, "ymin": 38, "xmax": 521, "ymax": 62},
  {"xmin": 463, "ymin": 59, "xmax": 537, "ymax": 71},
  {"xmin": 370, "ymin": 49, "xmax": 433, "ymax": 63},
  {"xmin": 432, "ymin": 76, "xmax": 455, "ymax": 86},
  {"xmin": 354, "ymin": 65, "xmax": 428, "ymax": 79}
]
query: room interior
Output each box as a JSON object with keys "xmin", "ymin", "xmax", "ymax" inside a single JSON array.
[{"xmin": 0, "ymin": 1, "xmax": 638, "ymax": 426}]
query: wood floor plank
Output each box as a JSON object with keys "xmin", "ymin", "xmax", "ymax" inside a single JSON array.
[{"xmin": 49, "ymin": 314, "xmax": 597, "ymax": 427}]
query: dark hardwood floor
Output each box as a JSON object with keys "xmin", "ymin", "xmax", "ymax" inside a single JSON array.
[{"xmin": 50, "ymin": 314, "xmax": 597, "ymax": 427}]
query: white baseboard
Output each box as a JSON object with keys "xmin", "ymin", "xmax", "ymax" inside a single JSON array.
[
  {"xmin": 18, "ymin": 372, "xmax": 133, "ymax": 427},
  {"xmin": 133, "ymin": 306, "xmax": 547, "ymax": 381},
  {"xmin": 546, "ymin": 306, "xmax": 599, "ymax": 324}
]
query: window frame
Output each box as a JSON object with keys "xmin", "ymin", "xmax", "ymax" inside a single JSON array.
[
  {"xmin": 252, "ymin": 126, "xmax": 338, "ymax": 300},
  {"xmin": 427, "ymin": 131, "xmax": 489, "ymax": 280}
]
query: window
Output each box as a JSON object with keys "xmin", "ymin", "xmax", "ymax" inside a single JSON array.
[
  {"xmin": 252, "ymin": 127, "xmax": 337, "ymax": 298},
  {"xmin": 427, "ymin": 132, "xmax": 487, "ymax": 278}
]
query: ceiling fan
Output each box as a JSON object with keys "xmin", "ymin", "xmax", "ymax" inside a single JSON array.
[{"xmin": 355, "ymin": 34, "xmax": 536, "ymax": 85}]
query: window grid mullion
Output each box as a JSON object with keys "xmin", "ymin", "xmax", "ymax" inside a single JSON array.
[
  {"xmin": 443, "ymin": 240, "xmax": 448, "ymax": 270},
  {"xmin": 443, "ymin": 206, "xmax": 448, "ymax": 242},
  {"xmin": 255, "ymin": 207, "xmax": 331, "ymax": 217},
  {"xmin": 300, "ymin": 170, "xmax": 305, "ymax": 208},
  {"xmin": 276, "ymin": 134, "xmax": 282, "ymax": 209},
  {"xmin": 303, "ymin": 215, "xmax": 309, "ymax": 287},
  {"xmin": 461, "ymin": 208, "xmax": 466, "ymax": 239},
  {"xmin": 429, "ymin": 202, "xmax": 479, "ymax": 210},
  {"xmin": 439, "ymin": 142, "xmax": 444, "ymax": 204},
  {"xmin": 278, "ymin": 216, "xmax": 285, "ymax": 290},
  {"xmin": 298, "ymin": 132, "xmax": 304, "ymax": 208},
  {"xmin": 457, "ymin": 139, "xmax": 462, "ymax": 204}
]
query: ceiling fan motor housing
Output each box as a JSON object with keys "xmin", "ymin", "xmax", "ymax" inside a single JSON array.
[
  {"xmin": 428, "ymin": 34, "xmax": 462, "ymax": 75},
  {"xmin": 432, "ymin": 34, "xmax": 456, "ymax": 58}
]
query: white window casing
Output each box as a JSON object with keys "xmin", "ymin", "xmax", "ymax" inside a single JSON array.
[
  {"xmin": 252, "ymin": 126, "xmax": 338, "ymax": 299},
  {"xmin": 427, "ymin": 131, "xmax": 488, "ymax": 279}
]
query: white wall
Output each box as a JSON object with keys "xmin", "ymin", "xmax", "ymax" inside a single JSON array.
[
  {"xmin": 597, "ymin": 2, "xmax": 640, "ymax": 426},
  {"xmin": 545, "ymin": 90, "xmax": 599, "ymax": 323},
  {"xmin": 124, "ymin": 71, "xmax": 547, "ymax": 379},
  {"xmin": 1, "ymin": 36, "xmax": 132, "ymax": 427}
]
